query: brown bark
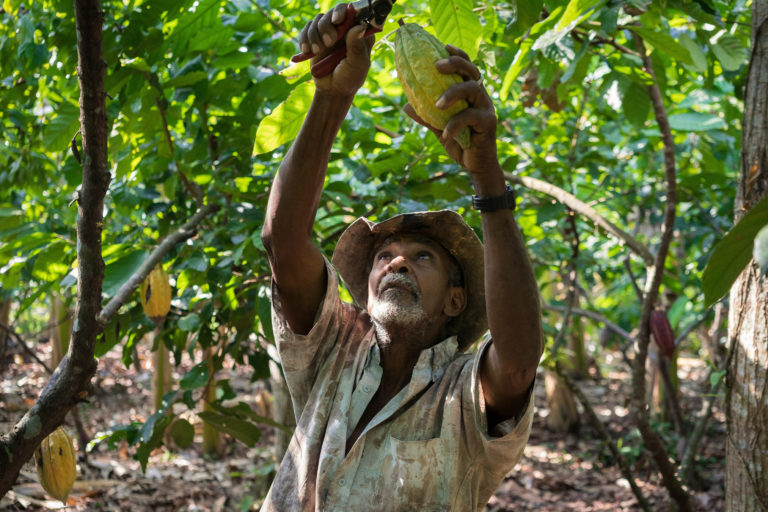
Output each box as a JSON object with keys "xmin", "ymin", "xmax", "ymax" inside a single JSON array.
[
  {"xmin": 0, "ymin": 0, "xmax": 109, "ymax": 494},
  {"xmin": 726, "ymin": 3, "xmax": 768, "ymax": 510}
]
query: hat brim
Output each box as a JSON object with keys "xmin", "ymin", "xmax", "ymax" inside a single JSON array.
[{"xmin": 331, "ymin": 210, "xmax": 486, "ymax": 351}]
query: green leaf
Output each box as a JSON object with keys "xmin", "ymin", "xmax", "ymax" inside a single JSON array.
[
  {"xmin": 533, "ymin": 0, "xmax": 606, "ymax": 50},
  {"xmin": 711, "ymin": 32, "xmax": 747, "ymax": 72},
  {"xmin": 555, "ymin": 0, "xmax": 606, "ymax": 31},
  {"xmin": 198, "ymin": 412, "xmax": 261, "ymax": 447},
  {"xmin": 164, "ymin": 70, "xmax": 208, "ymax": 89},
  {"xmin": 429, "ymin": 0, "xmax": 482, "ymax": 59},
  {"xmin": 178, "ymin": 312, "xmax": 201, "ymax": 332},
  {"xmin": 253, "ymin": 80, "xmax": 315, "ymax": 155},
  {"xmin": 628, "ymin": 26, "xmax": 693, "ymax": 65},
  {"xmin": 103, "ymin": 250, "xmax": 148, "ymax": 297},
  {"xmin": 514, "ymin": 0, "xmax": 544, "ymax": 33},
  {"xmin": 753, "ymin": 224, "xmax": 768, "ymax": 275},
  {"xmin": 702, "ymin": 195, "xmax": 768, "ymax": 306},
  {"xmin": 169, "ymin": 418, "xmax": 195, "ymax": 449},
  {"xmin": 209, "ymin": 401, "xmax": 293, "ymax": 433},
  {"xmin": 180, "ymin": 361, "xmax": 209, "ymax": 389},
  {"xmin": 621, "ymin": 81, "xmax": 650, "ymax": 127},
  {"xmin": 43, "ymin": 101, "xmax": 81, "ymax": 152},
  {"xmin": 678, "ymin": 33, "xmax": 707, "ymax": 73},
  {"xmin": 667, "ymin": 112, "xmax": 726, "ymax": 132}
]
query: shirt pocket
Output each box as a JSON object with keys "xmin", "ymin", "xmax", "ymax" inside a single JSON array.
[{"xmin": 381, "ymin": 436, "xmax": 450, "ymax": 512}]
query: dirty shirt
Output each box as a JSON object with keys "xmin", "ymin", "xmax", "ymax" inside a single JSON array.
[{"xmin": 260, "ymin": 258, "xmax": 534, "ymax": 511}]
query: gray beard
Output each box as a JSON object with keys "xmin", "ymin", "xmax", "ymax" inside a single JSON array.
[{"xmin": 369, "ymin": 276, "xmax": 428, "ymax": 342}]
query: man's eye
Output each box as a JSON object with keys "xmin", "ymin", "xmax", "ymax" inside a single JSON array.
[
  {"xmin": 417, "ymin": 252, "xmax": 431, "ymax": 260},
  {"xmin": 377, "ymin": 252, "xmax": 391, "ymax": 261}
]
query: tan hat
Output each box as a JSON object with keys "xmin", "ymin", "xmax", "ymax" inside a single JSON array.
[{"xmin": 331, "ymin": 210, "xmax": 486, "ymax": 351}]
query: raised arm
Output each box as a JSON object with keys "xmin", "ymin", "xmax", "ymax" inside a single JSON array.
[
  {"xmin": 404, "ymin": 46, "xmax": 543, "ymax": 424},
  {"xmin": 261, "ymin": 6, "xmax": 374, "ymax": 335}
]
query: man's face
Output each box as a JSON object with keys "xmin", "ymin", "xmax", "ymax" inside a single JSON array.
[{"xmin": 366, "ymin": 235, "xmax": 464, "ymax": 331}]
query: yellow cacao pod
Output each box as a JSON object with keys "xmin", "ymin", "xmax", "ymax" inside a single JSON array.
[
  {"xmin": 394, "ymin": 21, "xmax": 471, "ymax": 149},
  {"xmin": 35, "ymin": 426, "xmax": 77, "ymax": 503},
  {"xmin": 140, "ymin": 265, "xmax": 172, "ymax": 322}
]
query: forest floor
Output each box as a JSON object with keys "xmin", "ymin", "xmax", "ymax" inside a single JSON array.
[{"xmin": 0, "ymin": 338, "xmax": 725, "ymax": 511}]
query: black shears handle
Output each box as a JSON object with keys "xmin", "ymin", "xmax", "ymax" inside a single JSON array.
[{"xmin": 291, "ymin": 0, "xmax": 393, "ymax": 78}]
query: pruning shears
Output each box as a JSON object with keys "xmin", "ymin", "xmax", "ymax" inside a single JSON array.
[{"xmin": 291, "ymin": 0, "xmax": 396, "ymax": 78}]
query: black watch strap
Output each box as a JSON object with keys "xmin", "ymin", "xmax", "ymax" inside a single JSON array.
[{"xmin": 472, "ymin": 185, "xmax": 517, "ymax": 212}]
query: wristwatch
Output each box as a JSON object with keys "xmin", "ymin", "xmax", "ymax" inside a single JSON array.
[{"xmin": 471, "ymin": 185, "xmax": 517, "ymax": 212}]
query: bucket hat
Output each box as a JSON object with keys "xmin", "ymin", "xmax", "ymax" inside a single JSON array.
[{"xmin": 332, "ymin": 210, "xmax": 486, "ymax": 351}]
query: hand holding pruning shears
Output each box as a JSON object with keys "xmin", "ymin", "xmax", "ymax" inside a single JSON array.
[{"xmin": 292, "ymin": 0, "xmax": 396, "ymax": 83}]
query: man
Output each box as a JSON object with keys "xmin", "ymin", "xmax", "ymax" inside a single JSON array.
[{"xmin": 259, "ymin": 5, "xmax": 543, "ymax": 510}]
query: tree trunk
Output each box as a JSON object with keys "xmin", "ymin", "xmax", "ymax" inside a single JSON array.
[
  {"xmin": 545, "ymin": 371, "xmax": 580, "ymax": 433},
  {"xmin": 726, "ymin": 4, "xmax": 768, "ymax": 510},
  {"xmin": 151, "ymin": 331, "xmax": 172, "ymax": 412},
  {"xmin": 201, "ymin": 346, "xmax": 221, "ymax": 457}
]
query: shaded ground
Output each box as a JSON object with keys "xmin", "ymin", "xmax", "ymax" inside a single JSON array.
[{"xmin": 1, "ymin": 340, "xmax": 725, "ymax": 511}]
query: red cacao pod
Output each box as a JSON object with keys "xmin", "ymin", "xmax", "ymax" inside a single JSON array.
[{"xmin": 650, "ymin": 310, "xmax": 675, "ymax": 358}]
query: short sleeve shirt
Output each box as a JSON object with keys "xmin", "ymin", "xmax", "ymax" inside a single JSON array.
[{"xmin": 260, "ymin": 258, "xmax": 534, "ymax": 512}]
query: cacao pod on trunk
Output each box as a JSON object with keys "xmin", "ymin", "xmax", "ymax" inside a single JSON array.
[
  {"xmin": 394, "ymin": 21, "xmax": 471, "ymax": 149},
  {"xmin": 650, "ymin": 309, "xmax": 675, "ymax": 358},
  {"xmin": 140, "ymin": 265, "xmax": 172, "ymax": 323},
  {"xmin": 35, "ymin": 426, "xmax": 77, "ymax": 503}
]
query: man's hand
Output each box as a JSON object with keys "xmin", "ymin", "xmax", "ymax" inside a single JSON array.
[
  {"xmin": 403, "ymin": 45, "xmax": 500, "ymax": 176},
  {"xmin": 298, "ymin": 4, "xmax": 376, "ymax": 96}
]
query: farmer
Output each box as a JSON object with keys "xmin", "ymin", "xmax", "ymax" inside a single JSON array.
[{"xmin": 259, "ymin": 5, "xmax": 543, "ymax": 511}]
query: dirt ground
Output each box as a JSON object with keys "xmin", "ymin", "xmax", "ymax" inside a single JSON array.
[{"xmin": 0, "ymin": 339, "xmax": 725, "ymax": 511}]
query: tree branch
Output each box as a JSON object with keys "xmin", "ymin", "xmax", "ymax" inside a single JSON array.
[
  {"xmin": 98, "ymin": 202, "xmax": 220, "ymax": 325},
  {"xmin": 628, "ymin": 33, "xmax": 691, "ymax": 511},
  {"xmin": 543, "ymin": 304, "xmax": 633, "ymax": 342},
  {"xmin": 0, "ymin": 0, "xmax": 109, "ymax": 494},
  {"xmin": 506, "ymin": 173, "xmax": 654, "ymax": 265}
]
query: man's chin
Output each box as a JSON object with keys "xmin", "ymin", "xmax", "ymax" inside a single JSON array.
[{"xmin": 369, "ymin": 298, "xmax": 425, "ymax": 327}]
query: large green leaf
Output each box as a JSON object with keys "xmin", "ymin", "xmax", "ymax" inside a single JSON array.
[
  {"xmin": 198, "ymin": 411, "xmax": 262, "ymax": 447},
  {"xmin": 429, "ymin": 0, "xmax": 482, "ymax": 59},
  {"xmin": 628, "ymin": 26, "xmax": 693, "ymax": 65},
  {"xmin": 253, "ymin": 80, "xmax": 315, "ymax": 155},
  {"xmin": 556, "ymin": 0, "xmax": 606, "ymax": 31},
  {"xmin": 667, "ymin": 112, "xmax": 726, "ymax": 132},
  {"xmin": 702, "ymin": 195, "xmax": 768, "ymax": 307},
  {"xmin": 43, "ymin": 101, "xmax": 81, "ymax": 153},
  {"xmin": 103, "ymin": 250, "xmax": 148, "ymax": 297},
  {"xmin": 711, "ymin": 32, "xmax": 748, "ymax": 72}
]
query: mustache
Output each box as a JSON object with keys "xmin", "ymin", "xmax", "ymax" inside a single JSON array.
[{"xmin": 378, "ymin": 273, "xmax": 419, "ymax": 297}]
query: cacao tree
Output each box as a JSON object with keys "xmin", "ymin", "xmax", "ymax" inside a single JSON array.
[{"xmin": 0, "ymin": 0, "xmax": 752, "ymax": 507}]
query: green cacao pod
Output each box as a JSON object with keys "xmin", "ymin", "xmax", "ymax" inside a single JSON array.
[
  {"xmin": 35, "ymin": 426, "xmax": 77, "ymax": 503},
  {"xmin": 394, "ymin": 21, "xmax": 471, "ymax": 149},
  {"xmin": 140, "ymin": 265, "xmax": 172, "ymax": 323}
]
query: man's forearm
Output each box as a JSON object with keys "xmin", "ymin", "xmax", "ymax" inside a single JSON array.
[
  {"xmin": 265, "ymin": 91, "xmax": 356, "ymax": 241},
  {"xmin": 473, "ymin": 167, "xmax": 543, "ymax": 372}
]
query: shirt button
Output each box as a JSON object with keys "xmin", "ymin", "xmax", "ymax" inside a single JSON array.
[
  {"xmin": 339, "ymin": 478, "xmax": 346, "ymax": 486},
  {"xmin": 362, "ymin": 385, "xmax": 371, "ymax": 393}
]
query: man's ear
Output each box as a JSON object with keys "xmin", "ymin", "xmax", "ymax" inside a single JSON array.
[{"xmin": 444, "ymin": 287, "xmax": 467, "ymax": 318}]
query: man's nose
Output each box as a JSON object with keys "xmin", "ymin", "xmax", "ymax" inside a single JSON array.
[{"xmin": 388, "ymin": 255, "xmax": 409, "ymax": 274}]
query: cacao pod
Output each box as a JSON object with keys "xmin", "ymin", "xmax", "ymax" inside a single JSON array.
[
  {"xmin": 650, "ymin": 309, "xmax": 675, "ymax": 358},
  {"xmin": 140, "ymin": 265, "xmax": 172, "ymax": 323},
  {"xmin": 394, "ymin": 21, "xmax": 471, "ymax": 149},
  {"xmin": 35, "ymin": 426, "xmax": 77, "ymax": 503}
]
